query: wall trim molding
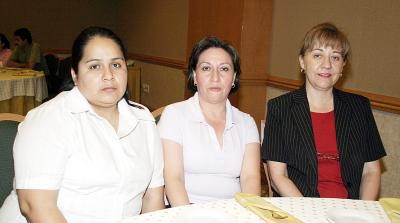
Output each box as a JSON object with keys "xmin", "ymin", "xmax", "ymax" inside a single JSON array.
[
  {"xmin": 128, "ymin": 53, "xmax": 185, "ymax": 70},
  {"xmin": 267, "ymin": 76, "xmax": 400, "ymax": 114}
]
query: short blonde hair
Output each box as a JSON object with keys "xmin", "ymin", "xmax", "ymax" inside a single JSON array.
[{"xmin": 299, "ymin": 23, "xmax": 351, "ymax": 61}]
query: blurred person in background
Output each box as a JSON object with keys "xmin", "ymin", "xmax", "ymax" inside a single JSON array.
[
  {"xmin": 0, "ymin": 33, "xmax": 12, "ymax": 66},
  {"xmin": 6, "ymin": 27, "xmax": 49, "ymax": 75}
]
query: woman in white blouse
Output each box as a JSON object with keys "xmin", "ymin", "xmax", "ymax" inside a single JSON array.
[
  {"xmin": 0, "ymin": 27, "xmax": 164, "ymax": 223},
  {"xmin": 158, "ymin": 37, "xmax": 260, "ymax": 206}
]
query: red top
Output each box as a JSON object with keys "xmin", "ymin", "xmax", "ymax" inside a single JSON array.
[{"xmin": 311, "ymin": 111, "xmax": 348, "ymax": 198}]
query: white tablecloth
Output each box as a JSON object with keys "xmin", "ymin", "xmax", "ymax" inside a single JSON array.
[
  {"xmin": 120, "ymin": 197, "xmax": 391, "ymax": 223},
  {"xmin": 0, "ymin": 68, "xmax": 48, "ymax": 102}
]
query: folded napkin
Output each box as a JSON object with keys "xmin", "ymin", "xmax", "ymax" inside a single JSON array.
[
  {"xmin": 234, "ymin": 193, "xmax": 302, "ymax": 223},
  {"xmin": 379, "ymin": 197, "xmax": 400, "ymax": 223}
]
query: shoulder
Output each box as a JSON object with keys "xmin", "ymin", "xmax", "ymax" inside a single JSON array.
[
  {"xmin": 125, "ymin": 100, "xmax": 155, "ymax": 122},
  {"xmin": 19, "ymin": 92, "xmax": 72, "ymax": 135},
  {"xmin": 267, "ymin": 89, "xmax": 299, "ymax": 108},
  {"xmin": 231, "ymin": 106, "xmax": 255, "ymax": 123},
  {"xmin": 334, "ymin": 88, "xmax": 371, "ymax": 107},
  {"xmin": 162, "ymin": 98, "xmax": 192, "ymax": 117}
]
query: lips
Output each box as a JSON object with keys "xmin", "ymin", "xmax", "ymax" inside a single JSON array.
[
  {"xmin": 318, "ymin": 73, "xmax": 332, "ymax": 77},
  {"xmin": 101, "ymin": 86, "xmax": 117, "ymax": 92}
]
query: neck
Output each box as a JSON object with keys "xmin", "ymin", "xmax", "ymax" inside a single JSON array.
[
  {"xmin": 306, "ymin": 85, "xmax": 334, "ymax": 113},
  {"xmin": 91, "ymin": 104, "xmax": 120, "ymax": 130},
  {"xmin": 198, "ymin": 98, "xmax": 226, "ymax": 121}
]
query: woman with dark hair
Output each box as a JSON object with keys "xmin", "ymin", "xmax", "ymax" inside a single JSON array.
[
  {"xmin": 158, "ymin": 37, "xmax": 260, "ymax": 206},
  {"xmin": 0, "ymin": 26, "xmax": 164, "ymax": 223},
  {"xmin": 262, "ymin": 23, "xmax": 386, "ymax": 200},
  {"xmin": 0, "ymin": 33, "xmax": 12, "ymax": 66}
]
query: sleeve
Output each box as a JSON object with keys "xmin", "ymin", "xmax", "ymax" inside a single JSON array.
[
  {"xmin": 9, "ymin": 48, "xmax": 18, "ymax": 62},
  {"xmin": 148, "ymin": 122, "xmax": 164, "ymax": 188},
  {"xmin": 261, "ymin": 99, "xmax": 286, "ymax": 163},
  {"xmin": 243, "ymin": 114, "xmax": 260, "ymax": 144},
  {"xmin": 13, "ymin": 108, "xmax": 71, "ymax": 190},
  {"xmin": 29, "ymin": 43, "xmax": 41, "ymax": 64},
  {"xmin": 363, "ymin": 99, "xmax": 386, "ymax": 162},
  {"xmin": 157, "ymin": 105, "xmax": 183, "ymax": 145}
]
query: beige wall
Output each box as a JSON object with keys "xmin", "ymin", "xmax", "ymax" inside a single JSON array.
[
  {"xmin": 116, "ymin": 0, "xmax": 188, "ymax": 108},
  {"xmin": 117, "ymin": 0, "xmax": 188, "ymax": 60},
  {"xmin": 266, "ymin": 86, "xmax": 400, "ymax": 197},
  {"xmin": 0, "ymin": 0, "xmax": 118, "ymax": 49},
  {"xmin": 270, "ymin": 0, "xmax": 400, "ymax": 98},
  {"xmin": 135, "ymin": 61, "xmax": 185, "ymax": 110}
]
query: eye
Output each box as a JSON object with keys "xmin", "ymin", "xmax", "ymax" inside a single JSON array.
[
  {"xmin": 89, "ymin": 64, "xmax": 101, "ymax": 70},
  {"xmin": 331, "ymin": 55, "xmax": 342, "ymax": 61},
  {"xmin": 201, "ymin": 66, "xmax": 211, "ymax": 71},
  {"xmin": 220, "ymin": 66, "xmax": 231, "ymax": 72},
  {"xmin": 313, "ymin": 54, "xmax": 321, "ymax": 59},
  {"xmin": 112, "ymin": 63, "xmax": 122, "ymax": 68}
]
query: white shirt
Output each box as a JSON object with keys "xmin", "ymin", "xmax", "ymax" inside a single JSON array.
[
  {"xmin": 0, "ymin": 87, "xmax": 163, "ymax": 223},
  {"xmin": 158, "ymin": 93, "xmax": 259, "ymax": 204}
]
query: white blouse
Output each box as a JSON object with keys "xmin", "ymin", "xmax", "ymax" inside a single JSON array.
[
  {"xmin": 0, "ymin": 87, "xmax": 163, "ymax": 223},
  {"xmin": 158, "ymin": 93, "xmax": 259, "ymax": 204}
]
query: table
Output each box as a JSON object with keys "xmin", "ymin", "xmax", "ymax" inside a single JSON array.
[
  {"xmin": 0, "ymin": 68, "xmax": 48, "ymax": 115},
  {"xmin": 120, "ymin": 197, "xmax": 392, "ymax": 223}
]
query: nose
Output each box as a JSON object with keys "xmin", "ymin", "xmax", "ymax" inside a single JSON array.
[
  {"xmin": 210, "ymin": 69, "xmax": 220, "ymax": 82},
  {"xmin": 321, "ymin": 56, "xmax": 332, "ymax": 69},
  {"xmin": 103, "ymin": 65, "xmax": 114, "ymax": 80}
]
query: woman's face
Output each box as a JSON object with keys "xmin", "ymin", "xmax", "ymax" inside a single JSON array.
[
  {"xmin": 299, "ymin": 44, "xmax": 346, "ymax": 92},
  {"xmin": 72, "ymin": 36, "xmax": 127, "ymax": 111},
  {"xmin": 194, "ymin": 47, "xmax": 235, "ymax": 104}
]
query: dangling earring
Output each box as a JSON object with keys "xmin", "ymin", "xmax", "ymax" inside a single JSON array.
[{"xmin": 232, "ymin": 83, "xmax": 235, "ymax": 88}]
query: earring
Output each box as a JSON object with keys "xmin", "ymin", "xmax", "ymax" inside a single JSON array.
[
  {"xmin": 232, "ymin": 83, "xmax": 235, "ymax": 88},
  {"xmin": 194, "ymin": 82, "xmax": 197, "ymax": 86},
  {"xmin": 300, "ymin": 68, "xmax": 305, "ymax": 73}
]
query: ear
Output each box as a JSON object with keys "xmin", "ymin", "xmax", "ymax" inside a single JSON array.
[
  {"xmin": 299, "ymin": 55, "xmax": 305, "ymax": 70},
  {"xmin": 71, "ymin": 69, "xmax": 78, "ymax": 86},
  {"xmin": 192, "ymin": 70, "xmax": 197, "ymax": 85}
]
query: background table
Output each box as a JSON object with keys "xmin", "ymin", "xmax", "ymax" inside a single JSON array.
[
  {"xmin": 120, "ymin": 197, "xmax": 391, "ymax": 223},
  {"xmin": 0, "ymin": 68, "xmax": 48, "ymax": 115}
]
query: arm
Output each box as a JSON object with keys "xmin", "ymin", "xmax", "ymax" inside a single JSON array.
[
  {"xmin": 141, "ymin": 186, "xmax": 164, "ymax": 213},
  {"xmin": 162, "ymin": 139, "xmax": 190, "ymax": 207},
  {"xmin": 359, "ymin": 160, "xmax": 381, "ymax": 200},
  {"xmin": 6, "ymin": 59, "xmax": 29, "ymax": 68},
  {"xmin": 267, "ymin": 161, "xmax": 303, "ymax": 197},
  {"xmin": 262, "ymin": 163, "xmax": 272, "ymax": 197},
  {"xmin": 17, "ymin": 189, "xmax": 67, "ymax": 223},
  {"xmin": 240, "ymin": 143, "xmax": 261, "ymax": 195}
]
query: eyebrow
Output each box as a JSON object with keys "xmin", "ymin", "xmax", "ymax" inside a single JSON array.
[
  {"xmin": 311, "ymin": 48, "xmax": 343, "ymax": 54},
  {"xmin": 84, "ymin": 57, "xmax": 124, "ymax": 64}
]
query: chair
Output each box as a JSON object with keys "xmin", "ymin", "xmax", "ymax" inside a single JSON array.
[
  {"xmin": 44, "ymin": 54, "xmax": 61, "ymax": 96},
  {"xmin": 151, "ymin": 106, "xmax": 165, "ymax": 124},
  {"xmin": 0, "ymin": 113, "xmax": 24, "ymax": 206},
  {"xmin": 57, "ymin": 56, "xmax": 72, "ymax": 92}
]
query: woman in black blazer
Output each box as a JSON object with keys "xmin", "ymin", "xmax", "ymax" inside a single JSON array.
[{"xmin": 261, "ymin": 23, "xmax": 386, "ymax": 200}]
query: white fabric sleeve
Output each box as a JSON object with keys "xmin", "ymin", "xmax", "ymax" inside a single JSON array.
[
  {"xmin": 244, "ymin": 114, "xmax": 260, "ymax": 144},
  {"xmin": 157, "ymin": 105, "xmax": 183, "ymax": 145},
  {"xmin": 148, "ymin": 122, "xmax": 164, "ymax": 188},
  {"xmin": 14, "ymin": 109, "xmax": 71, "ymax": 190}
]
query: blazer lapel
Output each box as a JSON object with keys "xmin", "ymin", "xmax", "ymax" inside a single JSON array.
[
  {"xmin": 333, "ymin": 88, "xmax": 352, "ymax": 160},
  {"xmin": 291, "ymin": 86, "xmax": 318, "ymax": 176}
]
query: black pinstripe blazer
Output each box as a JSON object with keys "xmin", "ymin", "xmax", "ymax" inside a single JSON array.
[{"xmin": 261, "ymin": 86, "xmax": 386, "ymax": 199}]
